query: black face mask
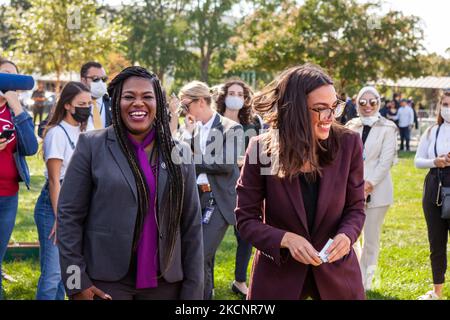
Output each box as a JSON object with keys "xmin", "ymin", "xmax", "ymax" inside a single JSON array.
[{"xmin": 72, "ymin": 106, "xmax": 91, "ymax": 123}]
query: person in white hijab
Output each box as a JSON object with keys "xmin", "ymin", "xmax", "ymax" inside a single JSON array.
[{"xmin": 345, "ymin": 86, "xmax": 398, "ymax": 291}]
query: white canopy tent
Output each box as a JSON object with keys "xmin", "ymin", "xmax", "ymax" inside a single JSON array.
[{"xmin": 376, "ymin": 76, "xmax": 450, "ymax": 90}]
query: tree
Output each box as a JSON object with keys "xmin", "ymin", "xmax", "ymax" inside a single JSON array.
[
  {"xmin": 419, "ymin": 53, "xmax": 450, "ymax": 77},
  {"xmin": 228, "ymin": 0, "xmax": 426, "ymax": 92},
  {"xmin": 124, "ymin": 0, "xmax": 192, "ymax": 83},
  {"xmin": 123, "ymin": 0, "xmax": 240, "ymax": 85},
  {"xmin": 0, "ymin": 0, "xmax": 31, "ymax": 52},
  {"xmin": 188, "ymin": 0, "xmax": 238, "ymax": 83},
  {"xmin": 8, "ymin": 0, "xmax": 127, "ymax": 91}
]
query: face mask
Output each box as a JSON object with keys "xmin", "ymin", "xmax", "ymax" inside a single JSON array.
[
  {"xmin": 360, "ymin": 115, "xmax": 379, "ymax": 126},
  {"xmin": 441, "ymin": 108, "xmax": 450, "ymax": 123},
  {"xmin": 90, "ymin": 80, "xmax": 107, "ymax": 99},
  {"xmin": 225, "ymin": 96, "xmax": 244, "ymax": 110},
  {"xmin": 72, "ymin": 106, "xmax": 91, "ymax": 123}
]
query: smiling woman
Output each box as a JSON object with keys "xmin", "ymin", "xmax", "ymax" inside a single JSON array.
[
  {"xmin": 56, "ymin": 66, "xmax": 204, "ymax": 300},
  {"xmin": 120, "ymin": 77, "xmax": 157, "ymax": 140},
  {"xmin": 235, "ymin": 63, "xmax": 366, "ymax": 300}
]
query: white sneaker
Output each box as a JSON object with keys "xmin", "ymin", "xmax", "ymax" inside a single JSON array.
[{"xmin": 418, "ymin": 291, "xmax": 440, "ymax": 300}]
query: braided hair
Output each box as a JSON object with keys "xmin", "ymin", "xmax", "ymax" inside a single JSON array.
[{"xmin": 107, "ymin": 66, "xmax": 184, "ymax": 274}]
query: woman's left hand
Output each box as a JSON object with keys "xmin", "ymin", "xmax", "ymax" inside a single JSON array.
[
  {"xmin": 364, "ymin": 181, "xmax": 373, "ymax": 198},
  {"xmin": 48, "ymin": 221, "xmax": 57, "ymax": 245},
  {"xmin": 326, "ymin": 233, "xmax": 351, "ymax": 263}
]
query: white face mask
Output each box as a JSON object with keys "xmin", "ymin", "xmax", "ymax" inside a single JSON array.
[
  {"xmin": 441, "ymin": 107, "xmax": 450, "ymax": 123},
  {"xmin": 90, "ymin": 80, "xmax": 107, "ymax": 99},
  {"xmin": 360, "ymin": 115, "xmax": 379, "ymax": 126},
  {"xmin": 225, "ymin": 96, "xmax": 244, "ymax": 110}
]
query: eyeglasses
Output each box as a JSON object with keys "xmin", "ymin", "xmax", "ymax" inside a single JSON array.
[
  {"xmin": 359, "ymin": 98, "xmax": 378, "ymax": 107},
  {"xmin": 85, "ymin": 76, "xmax": 108, "ymax": 83},
  {"xmin": 310, "ymin": 99, "xmax": 345, "ymax": 121}
]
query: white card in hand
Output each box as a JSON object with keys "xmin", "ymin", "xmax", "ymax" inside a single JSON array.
[{"xmin": 319, "ymin": 238, "xmax": 334, "ymax": 263}]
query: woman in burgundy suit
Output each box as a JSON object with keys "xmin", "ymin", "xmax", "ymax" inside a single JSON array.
[{"xmin": 235, "ymin": 64, "xmax": 366, "ymax": 300}]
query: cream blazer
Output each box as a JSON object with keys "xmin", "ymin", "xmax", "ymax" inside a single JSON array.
[{"xmin": 345, "ymin": 116, "xmax": 398, "ymax": 208}]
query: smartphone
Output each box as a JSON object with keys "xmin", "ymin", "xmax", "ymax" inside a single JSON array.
[{"xmin": 0, "ymin": 129, "xmax": 15, "ymax": 140}]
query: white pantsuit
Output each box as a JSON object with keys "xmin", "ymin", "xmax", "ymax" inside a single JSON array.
[{"xmin": 346, "ymin": 116, "xmax": 398, "ymax": 290}]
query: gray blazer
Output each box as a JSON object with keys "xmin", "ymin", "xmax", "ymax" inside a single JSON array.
[
  {"xmin": 57, "ymin": 126, "xmax": 204, "ymax": 299},
  {"xmin": 181, "ymin": 113, "xmax": 243, "ymax": 225}
]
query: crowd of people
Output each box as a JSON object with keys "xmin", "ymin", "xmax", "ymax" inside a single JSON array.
[{"xmin": 0, "ymin": 57, "xmax": 449, "ymax": 300}]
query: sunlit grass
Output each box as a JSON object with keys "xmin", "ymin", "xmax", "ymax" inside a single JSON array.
[{"xmin": 2, "ymin": 151, "xmax": 449, "ymax": 300}]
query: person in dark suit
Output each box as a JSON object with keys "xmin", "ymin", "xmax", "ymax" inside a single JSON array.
[
  {"xmin": 80, "ymin": 61, "xmax": 112, "ymax": 130},
  {"xmin": 235, "ymin": 64, "xmax": 366, "ymax": 300},
  {"xmin": 57, "ymin": 66, "xmax": 204, "ymax": 300},
  {"xmin": 214, "ymin": 79, "xmax": 262, "ymax": 298},
  {"xmin": 177, "ymin": 80, "xmax": 243, "ymax": 300}
]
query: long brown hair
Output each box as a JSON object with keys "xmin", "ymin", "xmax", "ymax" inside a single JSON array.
[
  {"xmin": 43, "ymin": 81, "xmax": 90, "ymax": 138},
  {"xmin": 253, "ymin": 63, "xmax": 345, "ymax": 180},
  {"xmin": 215, "ymin": 79, "xmax": 253, "ymax": 125},
  {"xmin": 108, "ymin": 66, "xmax": 184, "ymax": 275}
]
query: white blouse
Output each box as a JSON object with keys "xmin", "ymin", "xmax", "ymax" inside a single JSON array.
[{"xmin": 415, "ymin": 122, "xmax": 450, "ymax": 169}]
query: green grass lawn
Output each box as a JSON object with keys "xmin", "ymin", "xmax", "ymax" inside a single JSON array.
[{"xmin": 2, "ymin": 151, "xmax": 449, "ymax": 300}]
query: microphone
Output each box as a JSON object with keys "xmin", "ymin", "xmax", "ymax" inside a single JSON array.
[{"xmin": 0, "ymin": 73, "xmax": 35, "ymax": 92}]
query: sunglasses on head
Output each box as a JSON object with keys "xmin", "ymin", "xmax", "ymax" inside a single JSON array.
[
  {"xmin": 86, "ymin": 76, "xmax": 108, "ymax": 83},
  {"xmin": 359, "ymin": 98, "xmax": 378, "ymax": 107}
]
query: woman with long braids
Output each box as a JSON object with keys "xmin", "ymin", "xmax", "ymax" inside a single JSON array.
[{"xmin": 57, "ymin": 66, "xmax": 204, "ymax": 300}]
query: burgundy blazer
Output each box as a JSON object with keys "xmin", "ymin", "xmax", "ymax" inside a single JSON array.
[{"xmin": 235, "ymin": 130, "xmax": 366, "ymax": 300}]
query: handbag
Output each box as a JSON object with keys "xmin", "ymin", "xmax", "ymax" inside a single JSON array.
[{"xmin": 434, "ymin": 124, "xmax": 450, "ymax": 219}]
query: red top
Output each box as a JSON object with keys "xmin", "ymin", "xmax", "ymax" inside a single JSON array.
[{"xmin": 0, "ymin": 103, "xmax": 19, "ymax": 196}]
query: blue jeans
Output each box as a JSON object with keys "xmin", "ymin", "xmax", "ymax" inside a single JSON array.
[
  {"xmin": 0, "ymin": 194, "xmax": 19, "ymax": 300},
  {"xmin": 34, "ymin": 184, "xmax": 65, "ymax": 300},
  {"xmin": 399, "ymin": 126, "xmax": 411, "ymax": 151}
]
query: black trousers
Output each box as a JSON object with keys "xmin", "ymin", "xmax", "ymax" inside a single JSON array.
[
  {"xmin": 233, "ymin": 226, "xmax": 252, "ymax": 283},
  {"xmin": 89, "ymin": 257, "xmax": 182, "ymax": 300},
  {"xmin": 33, "ymin": 106, "xmax": 44, "ymax": 125},
  {"xmin": 299, "ymin": 267, "xmax": 321, "ymax": 300},
  {"xmin": 422, "ymin": 170, "xmax": 450, "ymax": 284}
]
